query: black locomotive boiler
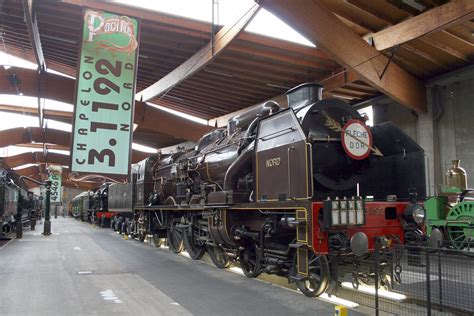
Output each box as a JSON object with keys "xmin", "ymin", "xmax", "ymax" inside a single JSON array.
[{"xmin": 107, "ymin": 82, "xmax": 426, "ymax": 297}]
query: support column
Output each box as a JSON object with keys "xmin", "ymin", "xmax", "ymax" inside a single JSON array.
[{"xmin": 43, "ymin": 180, "xmax": 52, "ymax": 236}]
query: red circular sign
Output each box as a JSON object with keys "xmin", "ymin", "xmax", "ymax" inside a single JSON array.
[{"xmin": 341, "ymin": 120, "xmax": 372, "ymax": 160}]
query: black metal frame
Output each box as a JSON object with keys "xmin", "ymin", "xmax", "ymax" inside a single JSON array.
[{"xmin": 335, "ymin": 242, "xmax": 474, "ymax": 315}]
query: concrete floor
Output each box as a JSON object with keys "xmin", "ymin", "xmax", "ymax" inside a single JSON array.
[{"xmin": 0, "ymin": 217, "xmax": 365, "ymax": 315}]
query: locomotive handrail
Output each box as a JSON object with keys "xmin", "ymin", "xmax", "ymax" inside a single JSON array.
[{"xmin": 259, "ymin": 127, "xmax": 295, "ymax": 141}]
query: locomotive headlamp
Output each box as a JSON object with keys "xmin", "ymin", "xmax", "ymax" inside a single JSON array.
[
  {"xmin": 412, "ymin": 205, "xmax": 425, "ymax": 224},
  {"xmin": 405, "ymin": 203, "xmax": 425, "ymax": 224}
]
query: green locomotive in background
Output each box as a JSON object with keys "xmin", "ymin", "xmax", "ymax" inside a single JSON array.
[{"xmin": 425, "ymin": 160, "xmax": 474, "ymax": 250}]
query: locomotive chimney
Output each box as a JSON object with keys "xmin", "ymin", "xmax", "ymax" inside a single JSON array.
[{"xmin": 286, "ymin": 82, "xmax": 323, "ymax": 111}]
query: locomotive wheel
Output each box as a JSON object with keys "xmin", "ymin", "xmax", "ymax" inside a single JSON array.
[
  {"xmin": 447, "ymin": 224, "xmax": 474, "ymax": 250},
  {"xmin": 127, "ymin": 222, "xmax": 134, "ymax": 237},
  {"xmin": 138, "ymin": 225, "xmax": 146, "ymax": 243},
  {"xmin": 182, "ymin": 224, "xmax": 206, "ymax": 260},
  {"xmin": 167, "ymin": 221, "xmax": 184, "ymax": 253},
  {"xmin": 207, "ymin": 245, "xmax": 231, "ymax": 269},
  {"xmin": 115, "ymin": 218, "xmax": 121, "ymax": 232},
  {"xmin": 240, "ymin": 246, "xmax": 260, "ymax": 278},
  {"xmin": 121, "ymin": 221, "xmax": 128, "ymax": 235},
  {"xmin": 153, "ymin": 234, "xmax": 163, "ymax": 247},
  {"xmin": 295, "ymin": 253, "xmax": 330, "ymax": 297}
]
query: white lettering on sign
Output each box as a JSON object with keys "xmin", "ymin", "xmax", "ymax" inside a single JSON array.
[{"xmin": 341, "ymin": 120, "xmax": 372, "ymax": 160}]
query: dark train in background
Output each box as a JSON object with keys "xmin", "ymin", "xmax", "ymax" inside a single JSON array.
[
  {"xmin": 74, "ymin": 83, "xmax": 427, "ymax": 297},
  {"xmin": 1, "ymin": 163, "xmax": 41, "ymax": 235},
  {"xmin": 71, "ymin": 183, "xmax": 110, "ymax": 224}
]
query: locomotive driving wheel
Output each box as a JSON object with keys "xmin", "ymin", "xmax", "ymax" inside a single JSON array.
[
  {"xmin": 153, "ymin": 234, "xmax": 163, "ymax": 247},
  {"xmin": 167, "ymin": 219, "xmax": 184, "ymax": 253},
  {"xmin": 165, "ymin": 197, "xmax": 184, "ymax": 253},
  {"xmin": 445, "ymin": 203, "xmax": 474, "ymax": 250},
  {"xmin": 447, "ymin": 224, "xmax": 474, "ymax": 250},
  {"xmin": 182, "ymin": 218, "xmax": 206, "ymax": 260},
  {"xmin": 207, "ymin": 245, "xmax": 231, "ymax": 268},
  {"xmin": 240, "ymin": 245, "xmax": 260, "ymax": 278},
  {"xmin": 295, "ymin": 252, "xmax": 330, "ymax": 297}
]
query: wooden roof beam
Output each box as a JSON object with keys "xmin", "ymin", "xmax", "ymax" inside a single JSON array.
[
  {"xmin": 22, "ymin": 0, "xmax": 46, "ymax": 70},
  {"xmin": 259, "ymin": 0, "xmax": 427, "ymax": 112},
  {"xmin": 320, "ymin": 70, "xmax": 359, "ymax": 92},
  {"xmin": 363, "ymin": 0, "xmax": 474, "ymax": 51},
  {"xmin": 0, "ymin": 105, "xmax": 71, "ymax": 122},
  {"xmin": 136, "ymin": 4, "xmax": 260, "ymax": 102}
]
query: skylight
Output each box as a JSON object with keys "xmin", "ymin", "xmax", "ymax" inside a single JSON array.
[
  {"xmin": 0, "ymin": 112, "xmax": 71, "ymax": 132},
  {"xmin": 116, "ymin": 0, "xmax": 314, "ymax": 47},
  {"xmin": 0, "ymin": 52, "xmax": 74, "ymax": 78},
  {"xmin": 0, "ymin": 146, "xmax": 70, "ymax": 157},
  {"xmin": 0, "ymin": 94, "xmax": 74, "ymax": 112}
]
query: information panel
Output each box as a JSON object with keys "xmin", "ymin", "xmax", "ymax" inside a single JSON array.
[
  {"xmin": 70, "ymin": 10, "xmax": 140, "ymax": 181},
  {"xmin": 48, "ymin": 165, "xmax": 62, "ymax": 204}
]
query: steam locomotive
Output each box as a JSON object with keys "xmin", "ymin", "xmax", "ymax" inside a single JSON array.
[
  {"xmin": 99, "ymin": 82, "xmax": 427, "ymax": 297},
  {"xmin": 72, "ymin": 183, "xmax": 111, "ymax": 225},
  {"xmin": 0, "ymin": 164, "xmax": 39, "ymax": 235},
  {"xmin": 425, "ymin": 160, "xmax": 474, "ymax": 250}
]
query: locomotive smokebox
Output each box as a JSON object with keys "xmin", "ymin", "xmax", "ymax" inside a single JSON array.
[{"xmin": 256, "ymin": 82, "xmax": 367, "ymax": 202}]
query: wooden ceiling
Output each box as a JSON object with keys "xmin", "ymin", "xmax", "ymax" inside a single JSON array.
[
  {"xmin": 319, "ymin": 0, "xmax": 473, "ymax": 79},
  {"xmin": 1, "ymin": 0, "xmax": 471, "ymax": 118},
  {"xmin": 1, "ymin": 0, "xmax": 472, "ymax": 118},
  {"xmin": 1, "ymin": 0, "xmax": 376, "ymax": 118},
  {"xmin": 0, "ymin": 0, "xmax": 472, "ymax": 188}
]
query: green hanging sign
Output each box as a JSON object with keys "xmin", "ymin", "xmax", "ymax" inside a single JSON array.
[
  {"xmin": 48, "ymin": 165, "xmax": 62, "ymax": 204},
  {"xmin": 70, "ymin": 9, "xmax": 140, "ymax": 182}
]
